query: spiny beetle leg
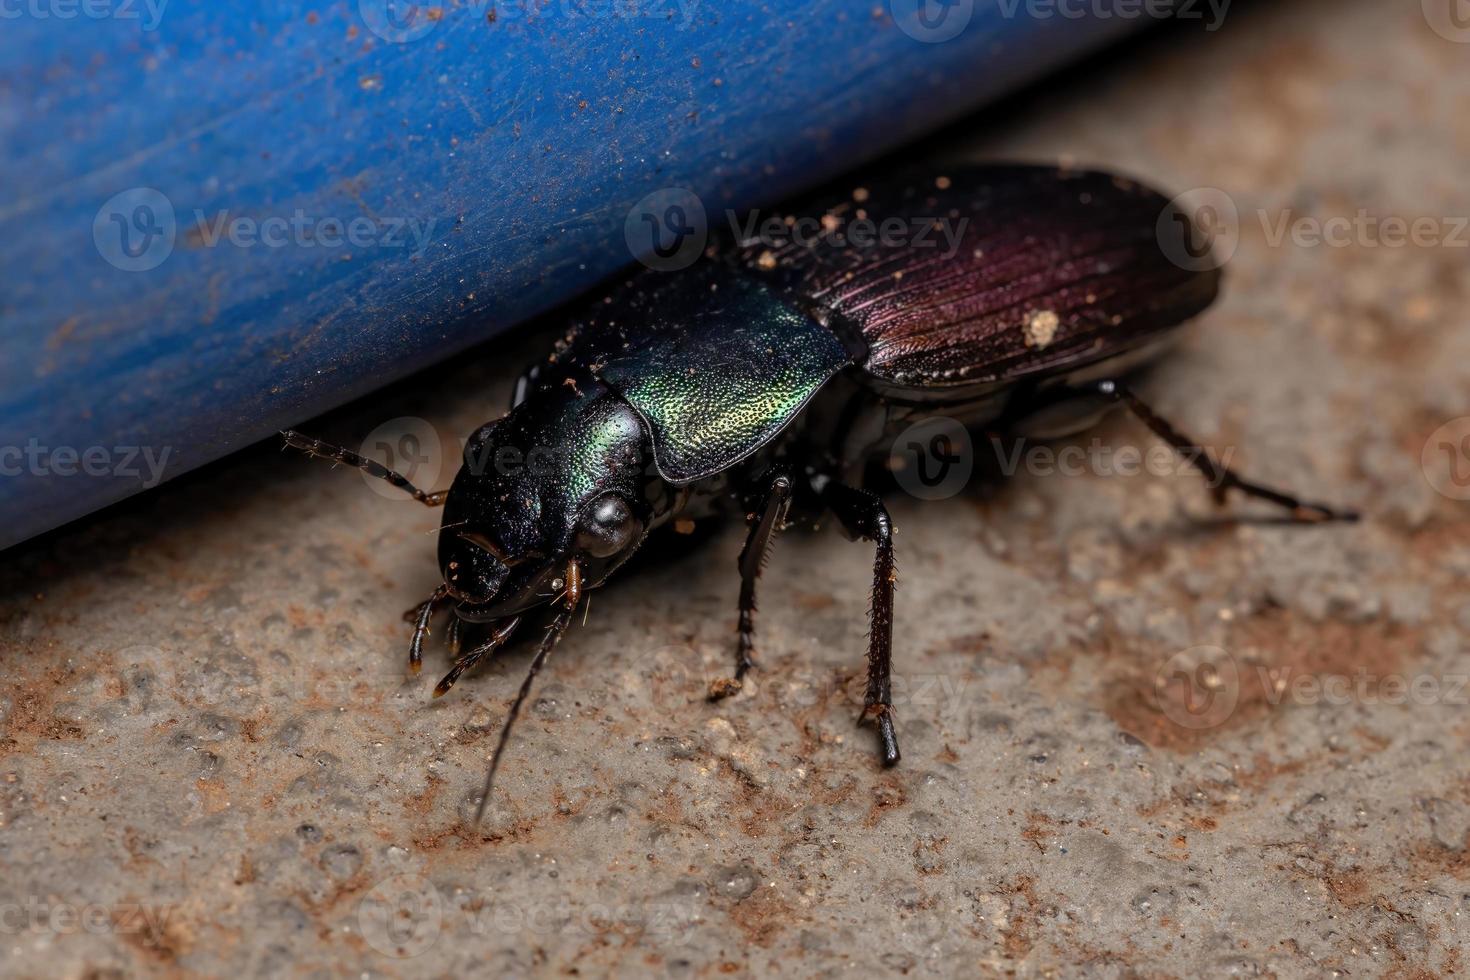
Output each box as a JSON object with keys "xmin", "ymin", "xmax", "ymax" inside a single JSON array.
[
  {"xmin": 1094, "ymin": 380, "xmax": 1360, "ymax": 524},
  {"xmin": 434, "ymin": 616, "xmax": 521, "ymax": 698},
  {"xmin": 446, "ymin": 614, "xmax": 463, "ymax": 657},
  {"xmin": 710, "ymin": 472, "xmax": 794, "ymax": 702},
  {"xmin": 820, "ymin": 481, "xmax": 901, "ymax": 768},
  {"xmin": 280, "ymin": 430, "xmax": 449, "ymax": 507},
  {"xmin": 408, "ymin": 585, "xmax": 451, "ymax": 675}
]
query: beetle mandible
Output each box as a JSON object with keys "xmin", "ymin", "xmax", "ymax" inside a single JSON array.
[{"xmin": 284, "ymin": 165, "xmax": 1356, "ymax": 821}]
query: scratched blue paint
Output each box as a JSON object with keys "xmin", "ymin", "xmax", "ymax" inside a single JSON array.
[{"xmin": 0, "ymin": 0, "xmax": 1148, "ymax": 548}]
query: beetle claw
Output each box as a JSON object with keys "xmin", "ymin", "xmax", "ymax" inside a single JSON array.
[{"xmin": 865, "ymin": 704, "xmax": 901, "ymax": 767}]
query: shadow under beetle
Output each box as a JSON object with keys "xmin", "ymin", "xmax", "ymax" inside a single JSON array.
[{"xmin": 284, "ymin": 165, "xmax": 1356, "ymax": 822}]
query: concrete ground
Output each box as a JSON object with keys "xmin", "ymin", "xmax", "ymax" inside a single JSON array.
[{"xmin": 3, "ymin": 0, "xmax": 1469, "ymax": 975}]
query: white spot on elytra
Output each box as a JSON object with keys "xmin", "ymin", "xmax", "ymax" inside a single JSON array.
[{"xmin": 1023, "ymin": 310, "xmax": 1060, "ymax": 350}]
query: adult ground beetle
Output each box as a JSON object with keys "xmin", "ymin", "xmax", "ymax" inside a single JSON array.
[{"xmin": 284, "ymin": 165, "xmax": 1356, "ymax": 821}]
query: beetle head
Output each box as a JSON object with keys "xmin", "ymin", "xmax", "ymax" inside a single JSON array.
[{"xmin": 436, "ymin": 369, "xmax": 654, "ymax": 619}]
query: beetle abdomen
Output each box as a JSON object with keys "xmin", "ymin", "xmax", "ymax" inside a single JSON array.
[{"xmin": 734, "ymin": 165, "xmax": 1221, "ymax": 391}]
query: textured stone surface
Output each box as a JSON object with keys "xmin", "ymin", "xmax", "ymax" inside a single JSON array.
[{"xmin": 3, "ymin": 0, "xmax": 1469, "ymax": 975}]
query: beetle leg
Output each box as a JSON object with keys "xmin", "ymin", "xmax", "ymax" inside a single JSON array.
[
  {"xmin": 820, "ymin": 482, "xmax": 901, "ymax": 768},
  {"xmin": 446, "ymin": 614, "xmax": 463, "ymax": 657},
  {"xmin": 1093, "ymin": 380, "xmax": 1359, "ymax": 523},
  {"xmin": 407, "ymin": 585, "xmax": 452, "ymax": 675},
  {"xmin": 433, "ymin": 617, "xmax": 521, "ymax": 698},
  {"xmin": 709, "ymin": 473, "xmax": 794, "ymax": 701},
  {"xmin": 281, "ymin": 430, "xmax": 449, "ymax": 506}
]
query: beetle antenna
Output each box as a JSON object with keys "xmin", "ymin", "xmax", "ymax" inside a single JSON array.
[
  {"xmin": 280, "ymin": 430, "xmax": 448, "ymax": 507},
  {"xmin": 473, "ymin": 605, "xmax": 574, "ymax": 826}
]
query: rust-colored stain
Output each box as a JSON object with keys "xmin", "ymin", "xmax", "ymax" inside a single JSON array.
[
  {"xmin": 724, "ymin": 884, "xmax": 796, "ymax": 948},
  {"xmin": 1105, "ymin": 612, "xmax": 1422, "ymax": 752},
  {"xmin": 1021, "ymin": 810, "xmax": 1054, "ymax": 853},
  {"xmin": 1000, "ymin": 875, "xmax": 1040, "ymax": 961}
]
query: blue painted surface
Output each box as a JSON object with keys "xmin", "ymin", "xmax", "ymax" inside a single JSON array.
[{"xmin": 0, "ymin": 0, "xmax": 1147, "ymax": 548}]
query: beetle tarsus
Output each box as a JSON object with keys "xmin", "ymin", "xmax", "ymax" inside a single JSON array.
[
  {"xmin": 870, "ymin": 706, "xmax": 901, "ymax": 767},
  {"xmin": 713, "ymin": 473, "xmax": 794, "ymax": 702},
  {"xmin": 434, "ymin": 616, "xmax": 521, "ymax": 698},
  {"xmin": 408, "ymin": 585, "xmax": 451, "ymax": 675},
  {"xmin": 820, "ymin": 481, "xmax": 901, "ymax": 768},
  {"xmin": 1093, "ymin": 380, "xmax": 1360, "ymax": 524}
]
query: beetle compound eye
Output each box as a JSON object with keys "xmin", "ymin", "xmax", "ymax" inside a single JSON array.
[{"xmin": 575, "ymin": 494, "xmax": 641, "ymax": 558}]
